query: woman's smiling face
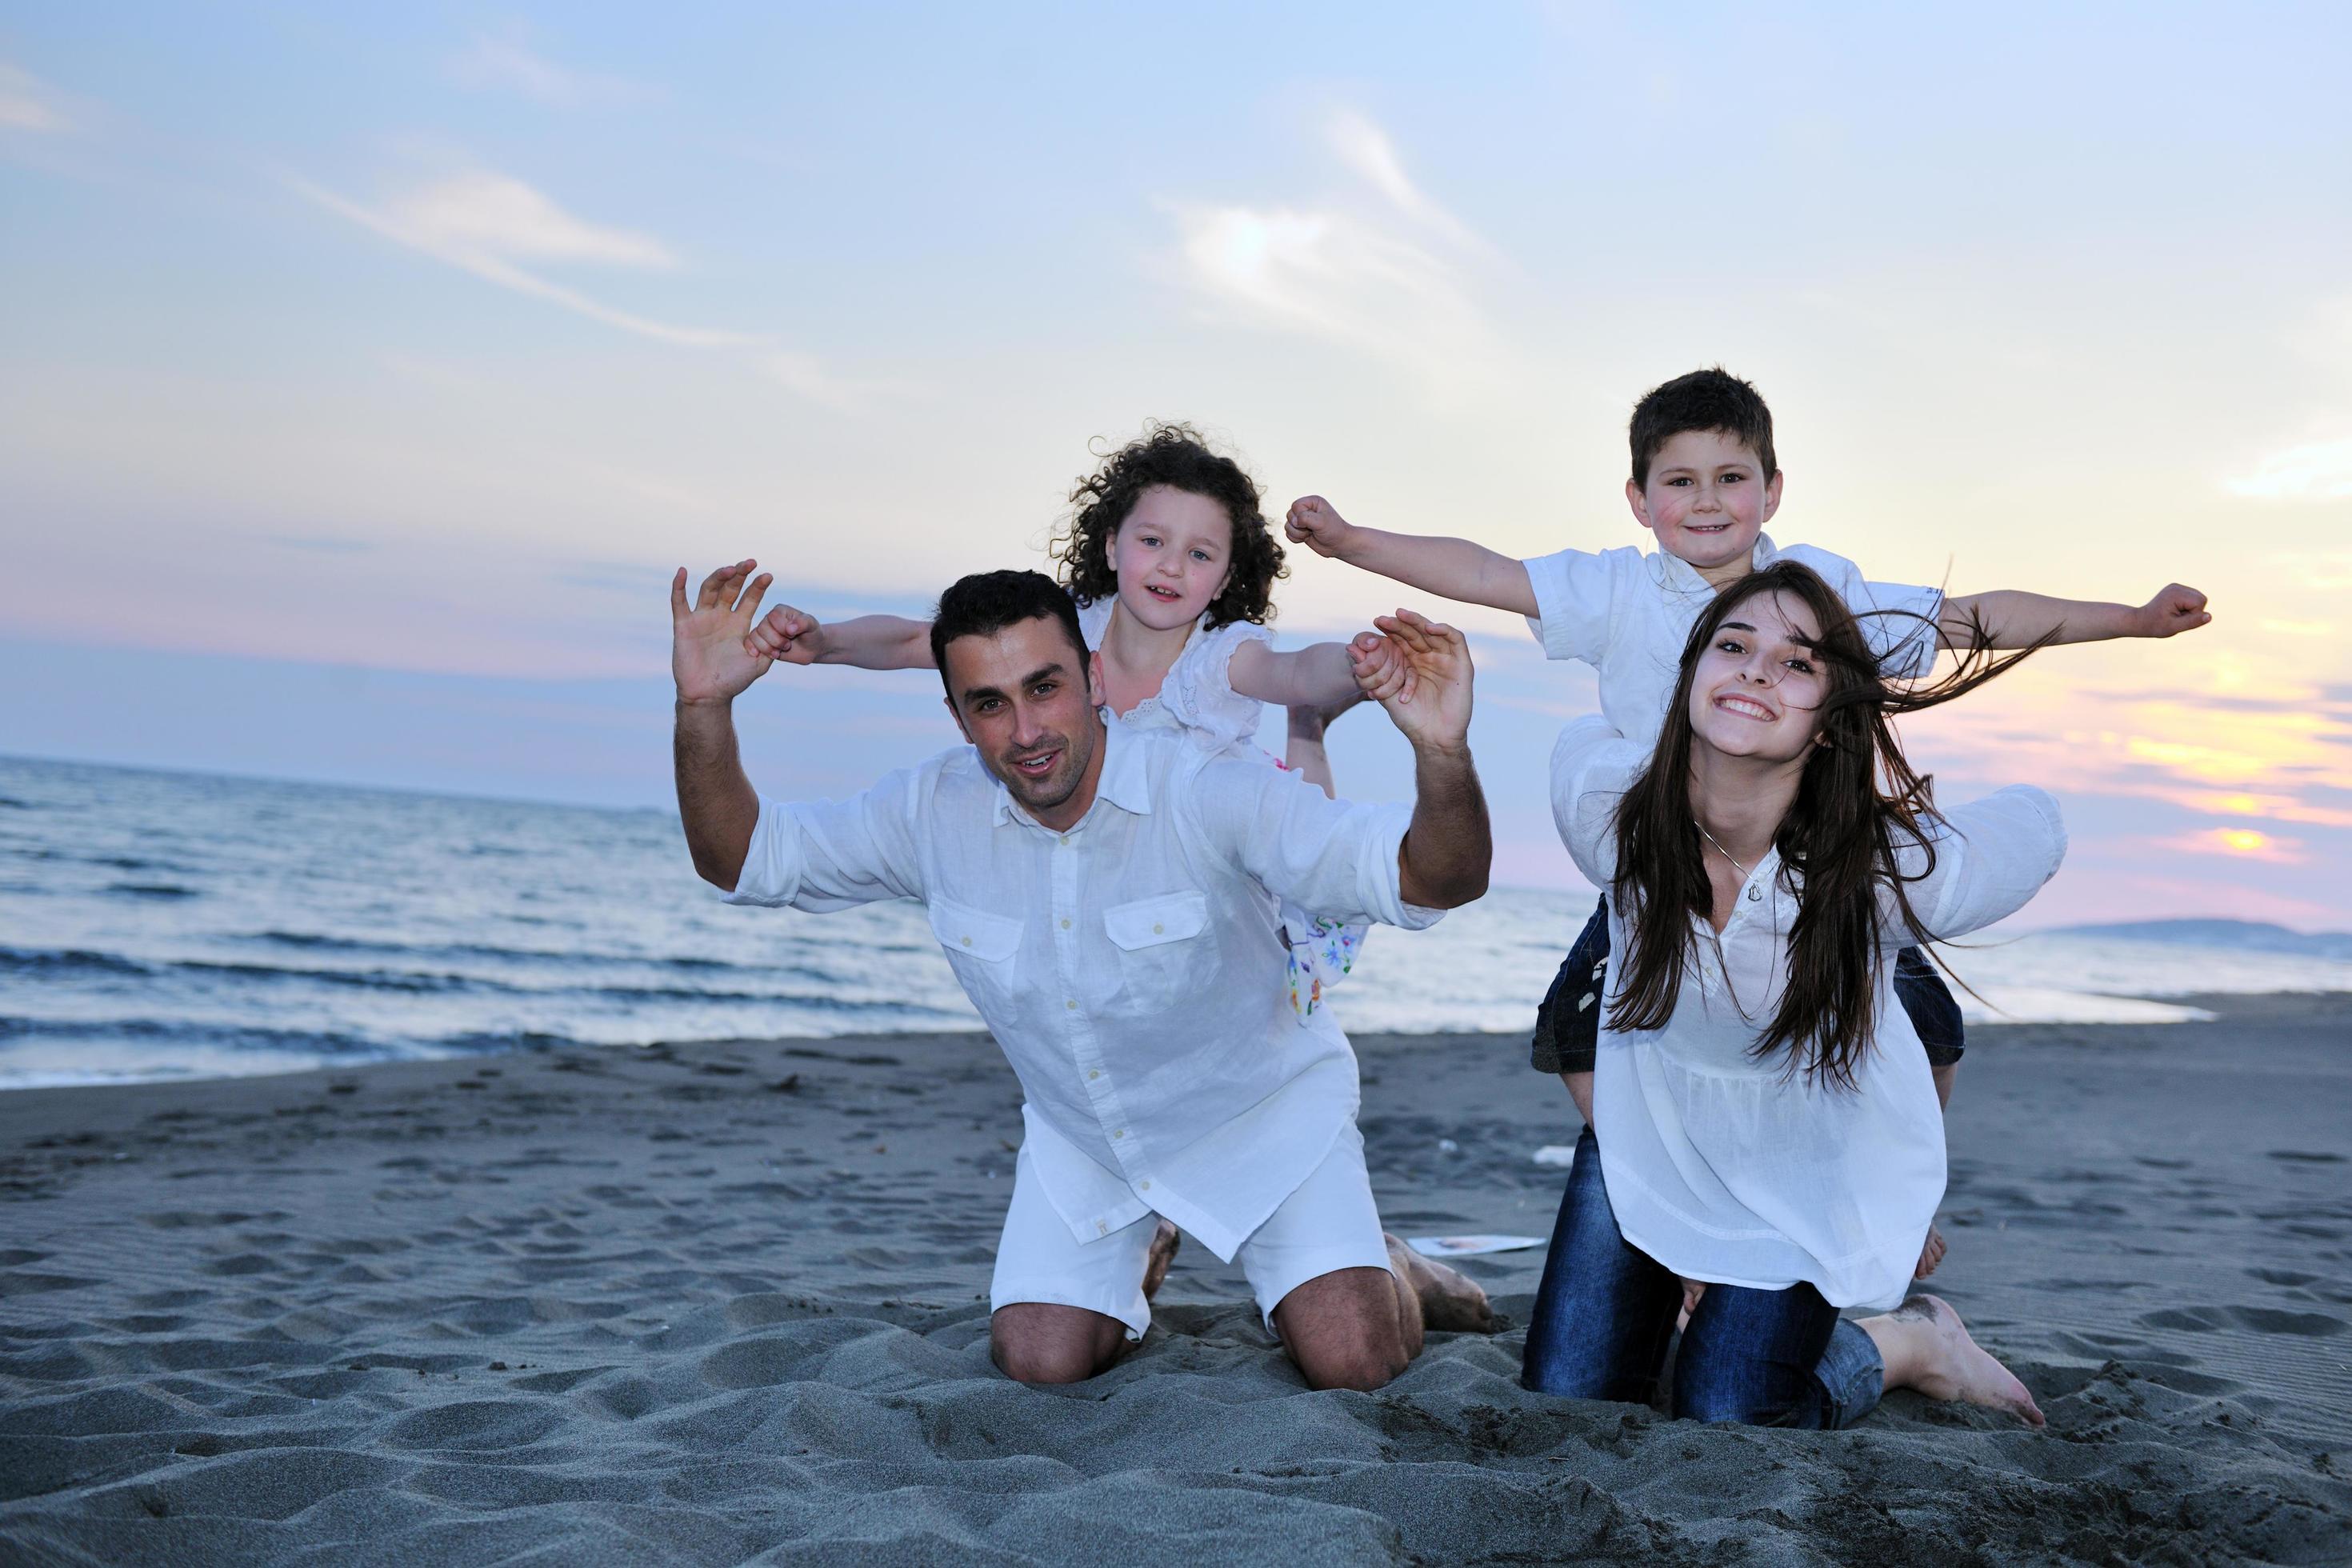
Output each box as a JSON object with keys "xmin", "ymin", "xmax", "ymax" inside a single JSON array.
[
  {"xmin": 1687, "ymin": 589, "xmax": 1832, "ymax": 765},
  {"xmin": 1105, "ymin": 485, "xmax": 1234, "ymax": 630}
]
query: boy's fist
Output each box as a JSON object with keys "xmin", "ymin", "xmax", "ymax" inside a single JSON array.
[
  {"xmin": 2134, "ymin": 584, "xmax": 2211, "ymax": 638},
  {"xmin": 1285, "ymin": 495, "xmax": 1354, "ymax": 558},
  {"xmin": 747, "ymin": 604, "xmax": 823, "ymax": 665}
]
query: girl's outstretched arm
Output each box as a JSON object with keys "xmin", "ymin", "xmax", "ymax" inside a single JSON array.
[
  {"xmin": 1228, "ymin": 638, "xmax": 1375, "ymax": 709},
  {"xmin": 746, "ymin": 606, "xmax": 936, "ymax": 670}
]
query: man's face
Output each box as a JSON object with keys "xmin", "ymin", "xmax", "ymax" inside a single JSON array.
[
  {"xmin": 1626, "ymin": 428, "xmax": 1782, "ymax": 579},
  {"xmin": 942, "ymin": 614, "xmax": 1104, "ymax": 826}
]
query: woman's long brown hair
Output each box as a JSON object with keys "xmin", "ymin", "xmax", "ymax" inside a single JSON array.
[{"xmin": 1606, "ymin": 562, "xmax": 2048, "ymax": 1090}]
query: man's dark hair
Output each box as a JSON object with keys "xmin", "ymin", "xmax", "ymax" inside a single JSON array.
[
  {"xmin": 929, "ymin": 570, "xmax": 1090, "ymax": 705},
  {"xmin": 1629, "ymin": 367, "xmax": 1778, "ymax": 488},
  {"xmin": 1050, "ymin": 422, "xmax": 1286, "ymax": 629}
]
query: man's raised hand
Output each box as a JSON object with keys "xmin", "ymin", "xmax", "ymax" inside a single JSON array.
[
  {"xmin": 1357, "ymin": 610, "xmax": 1473, "ymax": 753},
  {"xmin": 671, "ymin": 559, "xmax": 774, "ymax": 706}
]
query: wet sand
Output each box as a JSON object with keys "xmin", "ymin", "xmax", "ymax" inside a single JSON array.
[{"xmin": 3, "ymin": 993, "xmax": 2348, "ymax": 1564}]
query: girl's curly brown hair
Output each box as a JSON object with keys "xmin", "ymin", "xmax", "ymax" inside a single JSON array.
[{"xmin": 1049, "ymin": 422, "xmax": 1288, "ymax": 628}]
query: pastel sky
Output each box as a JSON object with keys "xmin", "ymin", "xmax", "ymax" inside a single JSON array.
[{"xmin": 4, "ymin": 2, "xmax": 2349, "ymax": 929}]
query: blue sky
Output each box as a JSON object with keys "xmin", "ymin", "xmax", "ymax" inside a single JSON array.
[{"xmin": 4, "ymin": 2, "xmax": 2350, "ymax": 926}]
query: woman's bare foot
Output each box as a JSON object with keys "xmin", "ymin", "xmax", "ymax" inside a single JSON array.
[
  {"xmin": 1142, "ymin": 1218, "xmax": 1180, "ymax": 1301},
  {"xmin": 1861, "ymin": 1294, "xmax": 2044, "ymax": 1427},
  {"xmin": 1914, "ymin": 1223, "xmax": 1947, "ymax": 1279},
  {"xmin": 1384, "ymin": 1232, "xmax": 1495, "ymax": 1334}
]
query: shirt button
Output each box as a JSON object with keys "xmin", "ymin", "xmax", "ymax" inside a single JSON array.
[
  {"xmin": 1152, "ymin": 922, "xmax": 1163, "ymax": 934},
  {"xmin": 1087, "ymin": 1069, "xmax": 1100, "ymax": 1080},
  {"xmin": 1139, "ymin": 1180, "xmax": 1151, "ymax": 1191},
  {"xmin": 1060, "ymin": 918, "xmax": 1070, "ymax": 930},
  {"xmin": 1066, "ymin": 999, "xmax": 1077, "ymax": 1010},
  {"xmin": 960, "ymin": 935, "xmax": 972, "ymax": 946},
  {"xmin": 1112, "ymin": 1129, "xmax": 1125, "ymax": 1140}
]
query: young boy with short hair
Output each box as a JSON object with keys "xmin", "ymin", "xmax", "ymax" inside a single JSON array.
[{"xmin": 1285, "ymin": 367, "xmax": 2208, "ymax": 1169}]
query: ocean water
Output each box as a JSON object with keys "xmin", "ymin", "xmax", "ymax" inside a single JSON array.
[{"xmin": 3, "ymin": 755, "xmax": 2346, "ymax": 1090}]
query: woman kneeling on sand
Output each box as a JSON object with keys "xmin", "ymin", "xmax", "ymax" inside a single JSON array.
[{"xmin": 1522, "ymin": 560, "xmax": 2053, "ymax": 1428}]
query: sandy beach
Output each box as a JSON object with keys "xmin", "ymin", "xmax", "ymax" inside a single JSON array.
[{"xmin": 3, "ymin": 993, "xmax": 2347, "ymax": 1566}]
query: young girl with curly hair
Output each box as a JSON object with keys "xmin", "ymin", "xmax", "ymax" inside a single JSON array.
[{"xmin": 746, "ymin": 422, "xmax": 1388, "ymax": 1016}]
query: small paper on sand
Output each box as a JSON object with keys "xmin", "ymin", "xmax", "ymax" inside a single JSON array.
[
  {"xmin": 1406, "ymin": 1234, "xmax": 1545, "ymax": 1258},
  {"xmin": 1530, "ymin": 1145, "xmax": 1578, "ymax": 1167}
]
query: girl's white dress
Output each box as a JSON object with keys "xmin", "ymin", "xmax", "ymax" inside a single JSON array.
[{"xmin": 1075, "ymin": 597, "xmax": 1366, "ymax": 1018}]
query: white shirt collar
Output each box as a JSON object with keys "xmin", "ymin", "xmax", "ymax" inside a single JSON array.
[
  {"xmin": 1654, "ymin": 531, "xmax": 1780, "ymax": 596},
  {"xmin": 987, "ymin": 714, "xmax": 1154, "ymax": 830}
]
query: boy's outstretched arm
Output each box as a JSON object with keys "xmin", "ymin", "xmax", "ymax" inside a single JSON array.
[
  {"xmin": 1286, "ymin": 496, "xmax": 1542, "ymax": 618},
  {"xmin": 745, "ymin": 606, "xmax": 937, "ymax": 669},
  {"xmin": 1938, "ymin": 582, "xmax": 2210, "ymax": 650}
]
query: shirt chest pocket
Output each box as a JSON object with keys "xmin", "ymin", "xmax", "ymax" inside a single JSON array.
[
  {"xmin": 929, "ymin": 896, "xmax": 1024, "ymax": 1013},
  {"xmin": 1102, "ymin": 890, "xmax": 1209, "ymax": 1015}
]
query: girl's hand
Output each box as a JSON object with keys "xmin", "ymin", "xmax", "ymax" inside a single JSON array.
[
  {"xmin": 1914, "ymin": 1222, "xmax": 1946, "ymax": 1279},
  {"xmin": 1347, "ymin": 630, "xmax": 1417, "ymax": 706},
  {"xmin": 747, "ymin": 603, "xmax": 824, "ymax": 665},
  {"xmin": 1360, "ymin": 610, "xmax": 1473, "ymax": 754},
  {"xmin": 1285, "ymin": 495, "xmax": 1354, "ymax": 558}
]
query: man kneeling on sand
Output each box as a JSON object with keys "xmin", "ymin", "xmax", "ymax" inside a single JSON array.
[{"xmin": 670, "ymin": 563, "xmax": 1495, "ymax": 1389}]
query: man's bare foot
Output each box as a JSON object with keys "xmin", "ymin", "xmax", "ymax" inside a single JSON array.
[
  {"xmin": 1862, "ymin": 1294, "xmax": 2044, "ymax": 1428},
  {"xmin": 1141, "ymin": 1218, "xmax": 1180, "ymax": 1301},
  {"xmin": 1914, "ymin": 1222, "xmax": 1947, "ymax": 1280},
  {"xmin": 1384, "ymin": 1232, "xmax": 1494, "ymax": 1334}
]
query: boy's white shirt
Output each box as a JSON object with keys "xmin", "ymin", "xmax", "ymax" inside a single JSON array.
[{"xmin": 1520, "ymin": 534, "xmax": 1943, "ymax": 752}]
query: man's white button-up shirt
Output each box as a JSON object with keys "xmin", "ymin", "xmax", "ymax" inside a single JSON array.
[{"xmin": 723, "ymin": 718, "xmax": 1444, "ymax": 1261}]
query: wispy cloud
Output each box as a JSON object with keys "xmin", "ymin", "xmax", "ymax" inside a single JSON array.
[
  {"xmin": 0, "ymin": 62, "xmax": 72, "ymax": 133},
  {"xmin": 291, "ymin": 174, "xmax": 751, "ymax": 349},
  {"xmin": 1321, "ymin": 109, "xmax": 1487, "ymax": 255},
  {"xmin": 1160, "ymin": 108, "xmax": 1505, "ymax": 390},
  {"xmin": 2156, "ymin": 826, "xmax": 2308, "ymax": 865},
  {"xmin": 385, "ymin": 171, "xmax": 676, "ymax": 267},
  {"xmin": 2226, "ymin": 437, "xmax": 2352, "ymax": 501},
  {"xmin": 448, "ymin": 35, "xmax": 657, "ymax": 108},
  {"xmin": 291, "ymin": 168, "xmax": 902, "ymax": 410}
]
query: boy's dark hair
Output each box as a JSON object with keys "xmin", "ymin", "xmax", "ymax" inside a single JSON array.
[
  {"xmin": 1050, "ymin": 422, "xmax": 1287, "ymax": 629},
  {"xmin": 1629, "ymin": 367, "xmax": 1778, "ymax": 488},
  {"xmin": 930, "ymin": 570, "xmax": 1090, "ymax": 705}
]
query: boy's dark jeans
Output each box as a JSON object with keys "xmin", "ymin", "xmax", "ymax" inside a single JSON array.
[
  {"xmin": 1530, "ymin": 896, "xmax": 1965, "ymax": 1075},
  {"xmin": 1519, "ymin": 1128, "xmax": 1884, "ymax": 1427}
]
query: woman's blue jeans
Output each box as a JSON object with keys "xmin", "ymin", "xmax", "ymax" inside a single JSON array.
[{"xmin": 1521, "ymin": 1127, "xmax": 1886, "ymax": 1428}]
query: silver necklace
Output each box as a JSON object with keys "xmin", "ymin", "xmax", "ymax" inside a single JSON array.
[{"xmin": 1696, "ymin": 819, "xmax": 1765, "ymax": 902}]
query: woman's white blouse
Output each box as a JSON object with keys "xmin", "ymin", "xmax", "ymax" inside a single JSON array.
[{"xmin": 1550, "ymin": 718, "xmax": 2068, "ymax": 1310}]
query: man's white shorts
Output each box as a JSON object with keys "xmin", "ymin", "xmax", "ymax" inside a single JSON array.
[{"xmin": 988, "ymin": 1122, "xmax": 1390, "ymax": 1341}]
